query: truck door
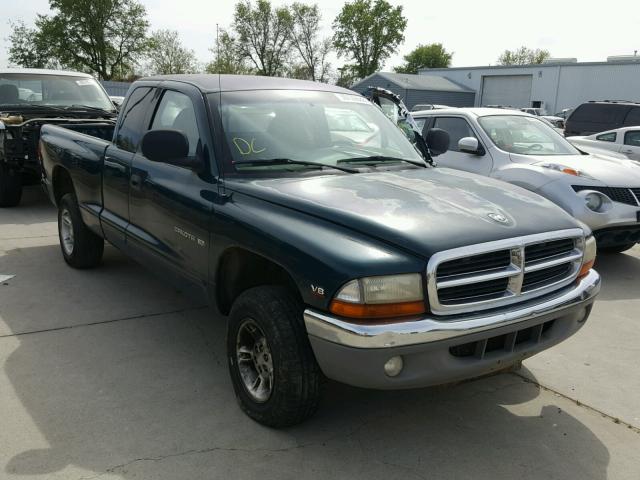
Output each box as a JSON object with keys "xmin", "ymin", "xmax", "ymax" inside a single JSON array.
[
  {"xmin": 101, "ymin": 86, "xmax": 156, "ymax": 248},
  {"xmin": 127, "ymin": 86, "xmax": 215, "ymax": 292}
]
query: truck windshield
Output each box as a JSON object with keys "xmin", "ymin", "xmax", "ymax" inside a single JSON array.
[
  {"xmin": 0, "ymin": 73, "xmax": 115, "ymax": 112},
  {"xmin": 216, "ymin": 90, "xmax": 424, "ymax": 175},
  {"xmin": 478, "ymin": 115, "xmax": 580, "ymax": 156}
]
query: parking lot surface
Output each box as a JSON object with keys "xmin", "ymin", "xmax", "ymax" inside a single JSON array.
[{"xmin": 1, "ymin": 187, "xmax": 639, "ymax": 480}]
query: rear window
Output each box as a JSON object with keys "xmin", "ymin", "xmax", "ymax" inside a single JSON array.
[
  {"xmin": 623, "ymin": 107, "xmax": 640, "ymax": 126},
  {"xmin": 570, "ymin": 103, "xmax": 630, "ymax": 124}
]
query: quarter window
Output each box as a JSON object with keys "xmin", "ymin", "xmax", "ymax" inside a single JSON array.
[
  {"xmin": 116, "ymin": 87, "xmax": 155, "ymax": 152},
  {"xmin": 624, "ymin": 131, "xmax": 640, "ymax": 147},
  {"xmin": 151, "ymin": 90, "xmax": 200, "ymax": 156},
  {"xmin": 595, "ymin": 132, "xmax": 617, "ymax": 142},
  {"xmin": 433, "ymin": 117, "xmax": 476, "ymax": 152}
]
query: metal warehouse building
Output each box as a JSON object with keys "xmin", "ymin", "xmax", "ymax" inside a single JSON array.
[
  {"xmin": 350, "ymin": 72, "xmax": 476, "ymax": 110},
  {"xmin": 418, "ymin": 59, "xmax": 640, "ymax": 115}
]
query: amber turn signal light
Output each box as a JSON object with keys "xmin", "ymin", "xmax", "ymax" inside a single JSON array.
[
  {"xmin": 577, "ymin": 260, "xmax": 594, "ymax": 279},
  {"xmin": 329, "ymin": 299, "xmax": 426, "ymax": 319}
]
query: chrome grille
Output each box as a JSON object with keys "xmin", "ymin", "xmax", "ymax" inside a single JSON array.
[{"xmin": 427, "ymin": 229, "xmax": 585, "ymax": 315}]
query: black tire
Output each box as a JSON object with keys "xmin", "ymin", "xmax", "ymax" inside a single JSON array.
[
  {"xmin": 0, "ymin": 164, "xmax": 22, "ymax": 207},
  {"xmin": 227, "ymin": 286, "xmax": 321, "ymax": 428},
  {"xmin": 599, "ymin": 243, "xmax": 636, "ymax": 254},
  {"xmin": 58, "ymin": 193, "xmax": 104, "ymax": 268}
]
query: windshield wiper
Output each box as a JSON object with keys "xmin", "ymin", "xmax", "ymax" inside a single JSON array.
[
  {"xmin": 233, "ymin": 158, "xmax": 359, "ymax": 173},
  {"xmin": 65, "ymin": 104, "xmax": 116, "ymax": 115},
  {"xmin": 337, "ymin": 155, "xmax": 428, "ymax": 168}
]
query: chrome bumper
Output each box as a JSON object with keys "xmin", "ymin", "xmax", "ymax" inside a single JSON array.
[{"xmin": 304, "ymin": 269, "xmax": 600, "ymax": 349}]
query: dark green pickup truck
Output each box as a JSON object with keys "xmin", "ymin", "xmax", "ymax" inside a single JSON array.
[{"xmin": 40, "ymin": 74, "xmax": 600, "ymax": 427}]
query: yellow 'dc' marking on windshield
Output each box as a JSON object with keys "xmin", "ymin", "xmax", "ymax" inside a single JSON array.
[{"xmin": 233, "ymin": 137, "xmax": 266, "ymax": 155}]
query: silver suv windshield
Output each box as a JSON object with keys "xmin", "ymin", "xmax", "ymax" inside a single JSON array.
[
  {"xmin": 217, "ymin": 89, "xmax": 424, "ymax": 175},
  {"xmin": 479, "ymin": 115, "xmax": 580, "ymax": 156},
  {"xmin": 0, "ymin": 73, "xmax": 115, "ymax": 112}
]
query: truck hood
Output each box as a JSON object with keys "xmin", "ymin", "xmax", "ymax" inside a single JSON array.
[
  {"xmin": 510, "ymin": 152, "xmax": 640, "ymax": 186},
  {"xmin": 227, "ymin": 168, "xmax": 580, "ymax": 258}
]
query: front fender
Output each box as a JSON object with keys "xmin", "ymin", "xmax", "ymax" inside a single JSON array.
[
  {"xmin": 209, "ymin": 192, "xmax": 425, "ymax": 311},
  {"xmin": 492, "ymin": 163, "xmax": 558, "ymax": 191}
]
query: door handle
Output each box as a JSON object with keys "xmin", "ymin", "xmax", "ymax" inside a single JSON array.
[
  {"xmin": 130, "ymin": 173, "xmax": 143, "ymax": 190},
  {"xmin": 622, "ymin": 149, "xmax": 634, "ymax": 154}
]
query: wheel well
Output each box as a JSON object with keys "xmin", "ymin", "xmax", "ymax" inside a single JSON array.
[
  {"xmin": 52, "ymin": 167, "xmax": 75, "ymax": 206},
  {"xmin": 216, "ymin": 248, "xmax": 299, "ymax": 315}
]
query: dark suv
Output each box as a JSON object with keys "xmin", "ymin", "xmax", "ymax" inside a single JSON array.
[{"xmin": 565, "ymin": 100, "xmax": 640, "ymax": 136}]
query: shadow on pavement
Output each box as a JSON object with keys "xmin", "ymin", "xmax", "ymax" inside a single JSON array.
[
  {"xmin": 593, "ymin": 248, "xmax": 640, "ymax": 301},
  {"xmin": 0, "ymin": 243, "xmax": 612, "ymax": 479}
]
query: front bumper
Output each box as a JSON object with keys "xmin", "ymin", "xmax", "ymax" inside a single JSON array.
[
  {"xmin": 304, "ymin": 270, "xmax": 600, "ymax": 389},
  {"xmin": 536, "ymin": 181, "xmax": 640, "ymax": 246}
]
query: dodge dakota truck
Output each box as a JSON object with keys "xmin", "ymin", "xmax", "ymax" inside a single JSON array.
[
  {"xmin": 0, "ymin": 69, "xmax": 116, "ymax": 206},
  {"xmin": 40, "ymin": 75, "xmax": 600, "ymax": 427}
]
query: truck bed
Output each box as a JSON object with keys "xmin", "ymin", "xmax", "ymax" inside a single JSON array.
[{"xmin": 40, "ymin": 123, "xmax": 116, "ymax": 219}]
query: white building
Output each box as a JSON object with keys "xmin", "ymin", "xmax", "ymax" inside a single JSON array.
[{"xmin": 419, "ymin": 58, "xmax": 640, "ymax": 115}]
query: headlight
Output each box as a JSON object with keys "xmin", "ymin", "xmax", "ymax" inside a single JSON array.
[
  {"xmin": 330, "ymin": 273, "xmax": 425, "ymax": 319},
  {"xmin": 537, "ymin": 163, "xmax": 591, "ymax": 178},
  {"xmin": 578, "ymin": 235, "xmax": 597, "ymax": 279},
  {"xmin": 577, "ymin": 190, "xmax": 612, "ymax": 213}
]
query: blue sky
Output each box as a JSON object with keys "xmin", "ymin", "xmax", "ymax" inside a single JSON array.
[{"xmin": 2, "ymin": 0, "xmax": 640, "ymax": 71}]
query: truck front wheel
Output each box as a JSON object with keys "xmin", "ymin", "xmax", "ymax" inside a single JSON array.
[
  {"xmin": 227, "ymin": 286, "xmax": 322, "ymax": 427},
  {"xmin": 0, "ymin": 164, "xmax": 22, "ymax": 207},
  {"xmin": 58, "ymin": 193, "xmax": 104, "ymax": 268}
]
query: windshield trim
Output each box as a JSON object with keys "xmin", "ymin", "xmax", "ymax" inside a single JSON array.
[{"xmin": 478, "ymin": 114, "xmax": 581, "ymax": 156}]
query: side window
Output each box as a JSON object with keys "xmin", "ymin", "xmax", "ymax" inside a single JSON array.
[
  {"xmin": 433, "ymin": 117, "xmax": 476, "ymax": 152},
  {"xmin": 414, "ymin": 118, "xmax": 426, "ymax": 131},
  {"xmin": 623, "ymin": 107, "xmax": 640, "ymax": 126},
  {"xmin": 116, "ymin": 87, "xmax": 155, "ymax": 152},
  {"xmin": 151, "ymin": 90, "xmax": 200, "ymax": 156},
  {"xmin": 624, "ymin": 131, "xmax": 640, "ymax": 147},
  {"xmin": 596, "ymin": 132, "xmax": 617, "ymax": 142}
]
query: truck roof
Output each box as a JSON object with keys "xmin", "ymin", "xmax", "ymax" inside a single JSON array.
[
  {"xmin": 0, "ymin": 68, "xmax": 94, "ymax": 77},
  {"xmin": 141, "ymin": 74, "xmax": 357, "ymax": 95}
]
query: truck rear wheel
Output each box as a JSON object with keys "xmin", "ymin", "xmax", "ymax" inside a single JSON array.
[
  {"xmin": 0, "ymin": 165, "xmax": 22, "ymax": 207},
  {"xmin": 58, "ymin": 193, "xmax": 104, "ymax": 268},
  {"xmin": 227, "ymin": 286, "xmax": 321, "ymax": 427}
]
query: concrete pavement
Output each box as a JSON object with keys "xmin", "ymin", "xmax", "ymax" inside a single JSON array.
[{"xmin": 1, "ymin": 187, "xmax": 639, "ymax": 480}]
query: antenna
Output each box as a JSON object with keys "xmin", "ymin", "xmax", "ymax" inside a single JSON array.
[{"xmin": 216, "ymin": 23, "xmax": 221, "ymax": 90}]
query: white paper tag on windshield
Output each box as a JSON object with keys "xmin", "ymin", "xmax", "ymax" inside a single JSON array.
[
  {"xmin": 76, "ymin": 79, "xmax": 93, "ymax": 86},
  {"xmin": 335, "ymin": 93, "xmax": 369, "ymax": 104}
]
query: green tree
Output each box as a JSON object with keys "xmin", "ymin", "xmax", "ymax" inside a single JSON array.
[
  {"xmin": 335, "ymin": 65, "xmax": 358, "ymax": 88},
  {"xmin": 332, "ymin": 0, "xmax": 407, "ymax": 80},
  {"xmin": 8, "ymin": 0, "xmax": 151, "ymax": 79},
  {"xmin": 498, "ymin": 46, "xmax": 551, "ymax": 66},
  {"xmin": 394, "ymin": 43, "xmax": 452, "ymax": 74},
  {"xmin": 147, "ymin": 30, "xmax": 198, "ymax": 75},
  {"xmin": 289, "ymin": 3, "xmax": 331, "ymax": 82},
  {"xmin": 206, "ymin": 28, "xmax": 252, "ymax": 74},
  {"xmin": 7, "ymin": 20, "xmax": 60, "ymax": 69},
  {"xmin": 233, "ymin": 0, "xmax": 293, "ymax": 76}
]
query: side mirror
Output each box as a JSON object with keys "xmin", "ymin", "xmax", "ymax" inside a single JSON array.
[
  {"xmin": 425, "ymin": 128, "xmax": 450, "ymax": 157},
  {"xmin": 141, "ymin": 129, "xmax": 202, "ymax": 171},
  {"xmin": 458, "ymin": 136, "xmax": 484, "ymax": 155}
]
